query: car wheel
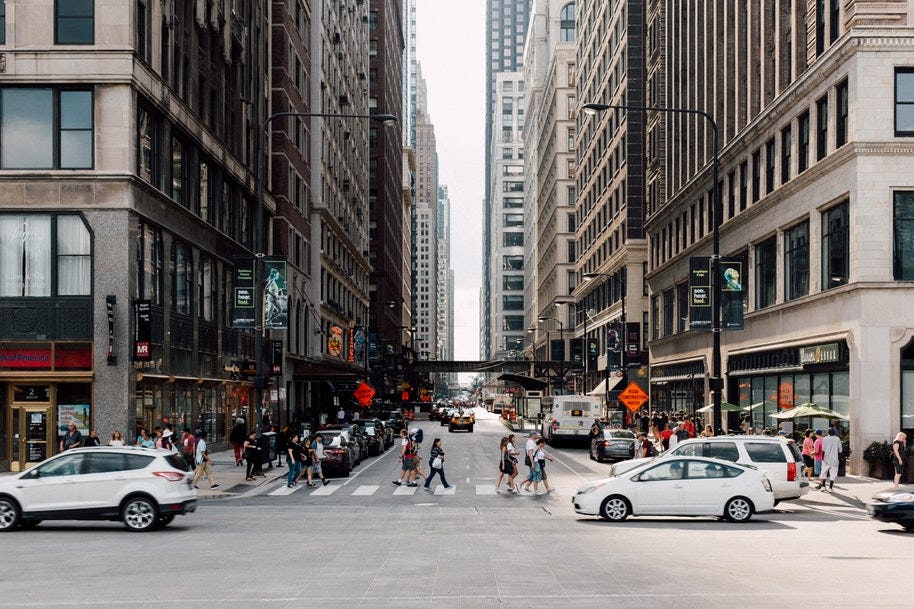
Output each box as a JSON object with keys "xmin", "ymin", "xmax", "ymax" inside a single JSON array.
[
  {"xmin": 599, "ymin": 495, "xmax": 630, "ymax": 522},
  {"xmin": 468, "ymin": 425, "xmax": 474, "ymax": 433},
  {"xmin": 724, "ymin": 496, "xmax": 755, "ymax": 523},
  {"xmin": 122, "ymin": 496, "xmax": 159, "ymax": 532},
  {"xmin": 157, "ymin": 515, "xmax": 175, "ymax": 527},
  {"xmin": 448, "ymin": 425, "xmax": 454, "ymax": 432},
  {"xmin": 0, "ymin": 497, "xmax": 21, "ymax": 532},
  {"xmin": 901, "ymin": 524, "xmax": 914, "ymax": 532}
]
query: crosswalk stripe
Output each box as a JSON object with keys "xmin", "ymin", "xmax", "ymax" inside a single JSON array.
[
  {"xmin": 476, "ymin": 485, "xmax": 498, "ymax": 495},
  {"xmin": 309, "ymin": 483, "xmax": 339, "ymax": 496},
  {"xmin": 393, "ymin": 485, "xmax": 417, "ymax": 495},
  {"xmin": 268, "ymin": 483, "xmax": 302, "ymax": 496},
  {"xmin": 433, "ymin": 485, "xmax": 456, "ymax": 495},
  {"xmin": 351, "ymin": 485, "xmax": 379, "ymax": 496}
]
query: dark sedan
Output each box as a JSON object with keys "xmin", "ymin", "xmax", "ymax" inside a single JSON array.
[
  {"xmin": 867, "ymin": 489, "xmax": 914, "ymax": 531},
  {"xmin": 589, "ymin": 429, "xmax": 637, "ymax": 463},
  {"xmin": 361, "ymin": 419, "xmax": 390, "ymax": 455},
  {"xmin": 381, "ymin": 411, "xmax": 406, "ymax": 435},
  {"xmin": 318, "ymin": 431, "xmax": 356, "ymax": 477}
]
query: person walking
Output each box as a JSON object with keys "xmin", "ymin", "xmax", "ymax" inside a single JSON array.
[
  {"xmin": 533, "ymin": 438, "xmax": 555, "ymax": 494},
  {"xmin": 495, "ymin": 436, "xmax": 511, "ymax": 492},
  {"xmin": 192, "ymin": 431, "xmax": 220, "ymax": 489},
  {"xmin": 229, "ymin": 418, "xmax": 247, "ymax": 466},
  {"xmin": 815, "ymin": 428, "xmax": 842, "ymax": 492},
  {"xmin": 524, "ymin": 431, "xmax": 538, "ymax": 475},
  {"xmin": 392, "ymin": 429, "xmax": 417, "ymax": 487},
  {"xmin": 286, "ymin": 434, "xmax": 303, "ymax": 488},
  {"xmin": 521, "ymin": 439, "xmax": 553, "ymax": 494},
  {"xmin": 892, "ymin": 432, "xmax": 908, "ymax": 488},
  {"xmin": 423, "ymin": 438, "xmax": 451, "ymax": 490},
  {"xmin": 309, "ymin": 434, "xmax": 328, "ymax": 486},
  {"xmin": 801, "ymin": 430, "xmax": 816, "ymax": 479},
  {"xmin": 180, "ymin": 428, "xmax": 196, "ymax": 469},
  {"xmin": 243, "ymin": 431, "xmax": 261, "ymax": 481},
  {"xmin": 812, "ymin": 429, "xmax": 824, "ymax": 479}
]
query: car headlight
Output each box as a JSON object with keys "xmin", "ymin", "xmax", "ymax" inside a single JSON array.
[
  {"xmin": 578, "ymin": 481, "xmax": 607, "ymax": 494},
  {"xmin": 888, "ymin": 493, "xmax": 914, "ymax": 503}
]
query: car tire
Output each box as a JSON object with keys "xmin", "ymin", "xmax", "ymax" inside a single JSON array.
[
  {"xmin": 599, "ymin": 495, "xmax": 630, "ymax": 522},
  {"xmin": 448, "ymin": 425, "xmax": 454, "ymax": 432},
  {"xmin": 724, "ymin": 496, "xmax": 755, "ymax": 523},
  {"xmin": 468, "ymin": 425, "xmax": 474, "ymax": 433},
  {"xmin": 157, "ymin": 515, "xmax": 175, "ymax": 527},
  {"xmin": 901, "ymin": 524, "xmax": 914, "ymax": 532},
  {"xmin": 589, "ymin": 446, "xmax": 596, "ymax": 461},
  {"xmin": 0, "ymin": 497, "xmax": 21, "ymax": 532},
  {"xmin": 121, "ymin": 496, "xmax": 159, "ymax": 532}
]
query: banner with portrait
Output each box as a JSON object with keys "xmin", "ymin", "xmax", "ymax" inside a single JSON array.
[{"xmin": 263, "ymin": 258, "xmax": 288, "ymax": 330}]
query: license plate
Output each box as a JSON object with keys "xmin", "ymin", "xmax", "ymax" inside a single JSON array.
[{"xmin": 571, "ymin": 410, "xmax": 583, "ymax": 417}]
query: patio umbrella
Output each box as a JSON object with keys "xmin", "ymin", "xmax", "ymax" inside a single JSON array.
[
  {"xmin": 743, "ymin": 401, "xmax": 771, "ymax": 412},
  {"xmin": 695, "ymin": 401, "xmax": 743, "ymax": 414},
  {"xmin": 770, "ymin": 403, "xmax": 849, "ymax": 421}
]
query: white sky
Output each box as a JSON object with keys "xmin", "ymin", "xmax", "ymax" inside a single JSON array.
[{"xmin": 416, "ymin": 0, "xmax": 485, "ymax": 361}]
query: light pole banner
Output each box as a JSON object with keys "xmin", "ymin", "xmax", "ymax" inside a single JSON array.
[
  {"xmin": 689, "ymin": 256, "xmax": 712, "ymax": 330},
  {"xmin": 721, "ymin": 257, "xmax": 745, "ymax": 330},
  {"xmin": 263, "ymin": 258, "xmax": 288, "ymax": 329},
  {"xmin": 232, "ymin": 256, "xmax": 256, "ymax": 329}
]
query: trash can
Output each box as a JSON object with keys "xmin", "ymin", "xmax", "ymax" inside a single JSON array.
[{"xmin": 262, "ymin": 431, "xmax": 277, "ymax": 462}]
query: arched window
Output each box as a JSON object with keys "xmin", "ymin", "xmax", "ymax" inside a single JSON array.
[{"xmin": 560, "ymin": 3, "xmax": 576, "ymax": 42}]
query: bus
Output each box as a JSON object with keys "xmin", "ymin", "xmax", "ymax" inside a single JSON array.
[{"xmin": 541, "ymin": 395, "xmax": 601, "ymax": 445}]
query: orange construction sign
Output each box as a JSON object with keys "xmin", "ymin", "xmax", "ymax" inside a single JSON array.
[
  {"xmin": 353, "ymin": 382, "xmax": 376, "ymax": 407},
  {"xmin": 618, "ymin": 382, "xmax": 649, "ymax": 413}
]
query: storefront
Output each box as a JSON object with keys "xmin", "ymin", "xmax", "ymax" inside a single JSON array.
[
  {"xmin": 729, "ymin": 341, "xmax": 850, "ymax": 440},
  {"xmin": 649, "ymin": 359, "xmax": 706, "ymax": 417},
  {"xmin": 0, "ymin": 341, "xmax": 94, "ymax": 472}
]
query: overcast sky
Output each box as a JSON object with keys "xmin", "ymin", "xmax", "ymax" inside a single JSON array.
[{"xmin": 415, "ymin": 0, "xmax": 486, "ymax": 361}]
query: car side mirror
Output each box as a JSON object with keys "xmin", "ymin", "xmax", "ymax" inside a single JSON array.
[{"xmin": 25, "ymin": 469, "xmax": 39, "ymax": 479}]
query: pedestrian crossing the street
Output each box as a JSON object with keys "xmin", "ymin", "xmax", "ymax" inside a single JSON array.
[{"xmin": 266, "ymin": 480, "xmax": 578, "ymax": 498}]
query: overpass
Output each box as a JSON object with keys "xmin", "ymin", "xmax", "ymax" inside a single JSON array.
[{"xmin": 411, "ymin": 360, "xmax": 578, "ymax": 375}]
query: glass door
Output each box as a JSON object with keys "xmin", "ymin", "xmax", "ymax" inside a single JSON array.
[{"xmin": 10, "ymin": 407, "xmax": 52, "ymax": 472}]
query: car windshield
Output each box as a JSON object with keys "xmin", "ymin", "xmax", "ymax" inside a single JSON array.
[
  {"xmin": 605, "ymin": 430, "xmax": 635, "ymax": 439},
  {"xmin": 321, "ymin": 433, "xmax": 344, "ymax": 447}
]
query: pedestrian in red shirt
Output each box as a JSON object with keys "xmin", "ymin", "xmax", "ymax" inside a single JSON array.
[{"xmin": 660, "ymin": 424, "xmax": 673, "ymax": 450}]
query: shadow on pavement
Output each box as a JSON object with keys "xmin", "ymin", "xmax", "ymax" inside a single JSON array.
[{"xmin": 573, "ymin": 517, "xmax": 795, "ymax": 530}]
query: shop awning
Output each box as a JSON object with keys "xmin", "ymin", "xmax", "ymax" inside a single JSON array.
[
  {"xmin": 496, "ymin": 373, "xmax": 548, "ymax": 390},
  {"xmin": 587, "ymin": 375, "xmax": 627, "ymax": 397}
]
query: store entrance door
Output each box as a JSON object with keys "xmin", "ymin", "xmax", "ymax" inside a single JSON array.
[{"xmin": 10, "ymin": 406, "xmax": 53, "ymax": 472}]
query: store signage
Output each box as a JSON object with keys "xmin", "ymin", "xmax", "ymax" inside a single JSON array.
[
  {"xmin": 354, "ymin": 327, "xmax": 366, "ymax": 363},
  {"xmin": 348, "ymin": 325, "xmax": 356, "ymax": 363},
  {"xmin": 0, "ymin": 348, "xmax": 52, "ymax": 370},
  {"xmin": 625, "ymin": 322, "xmax": 641, "ymax": 358},
  {"xmin": 57, "ymin": 404, "xmax": 91, "ymax": 435},
  {"xmin": 270, "ymin": 340, "xmax": 283, "ymax": 375},
  {"xmin": 14, "ymin": 385, "xmax": 50, "ymax": 402},
  {"xmin": 800, "ymin": 343, "xmax": 841, "ymax": 365},
  {"xmin": 328, "ymin": 326, "xmax": 343, "ymax": 357},
  {"xmin": 689, "ymin": 256, "xmax": 712, "ymax": 330},
  {"xmin": 106, "ymin": 295, "xmax": 116, "ymax": 363},
  {"xmin": 232, "ymin": 256, "xmax": 256, "ymax": 329},
  {"xmin": 134, "ymin": 300, "xmax": 151, "ymax": 361},
  {"xmin": 263, "ymin": 258, "xmax": 288, "ymax": 330}
]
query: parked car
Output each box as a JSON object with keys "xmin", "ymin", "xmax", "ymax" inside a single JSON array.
[
  {"xmin": 0, "ymin": 446, "xmax": 197, "ymax": 532},
  {"xmin": 573, "ymin": 456, "xmax": 775, "ymax": 523},
  {"xmin": 608, "ymin": 435, "xmax": 808, "ymax": 502},
  {"xmin": 318, "ymin": 431, "xmax": 356, "ymax": 477},
  {"xmin": 590, "ymin": 429, "xmax": 637, "ymax": 462},
  {"xmin": 361, "ymin": 419, "xmax": 389, "ymax": 456},
  {"xmin": 324, "ymin": 425, "xmax": 368, "ymax": 463},
  {"xmin": 448, "ymin": 410, "xmax": 475, "ymax": 433},
  {"xmin": 867, "ymin": 489, "xmax": 914, "ymax": 531},
  {"xmin": 381, "ymin": 410, "xmax": 406, "ymax": 434}
]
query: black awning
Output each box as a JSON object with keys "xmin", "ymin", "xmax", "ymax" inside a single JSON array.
[{"xmin": 497, "ymin": 373, "xmax": 548, "ymax": 390}]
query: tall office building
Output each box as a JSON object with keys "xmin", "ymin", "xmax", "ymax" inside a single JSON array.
[
  {"xmin": 0, "ymin": 1, "xmax": 268, "ymax": 471},
  {"xmin": 413, "ymin": 68, "xmax": 439, "ymax": 361},
  {"xmin": 401, "ymin": 0, "xmax": 418, "ymax": 147},
  {"xmin": 571, "ymin": 0, "xmax": 649, "ymax": 391},
  {"xmin": 523, "ymin": 0, "xmax": 578, "ymax": 366},
  {"xmin": 643, "ymin": 0, "xmax": 914, "ymax": 474},
  {"xmin": 481, "ymin": 0, "xmax": 533, "ymax": 359},
  {"xmin": 436, "ymin": 185, "xmax": 455, "ymax": 387}
]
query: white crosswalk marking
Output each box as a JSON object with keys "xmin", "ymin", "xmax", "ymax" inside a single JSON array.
[
  {"xmin": 476, "ymin": 485, "xmax": 498, "ymax": 495},
  {"xmin": 433, "ymin": 485, "xmax": 456, "ymax": 495},
  {"xmin": 268, "ymin": 483, "xmax": 302, "ymax": 496},
  {"xmin": 351, "ymin": 485, "xmax": 379, "ymax": 496},
  {"xmin": 309, "ymin": 483, "xmax": 339, "ymax": 496},
  {"xmin": 393, "ymin": 485, "xmax": 417, "ymax": 495}
]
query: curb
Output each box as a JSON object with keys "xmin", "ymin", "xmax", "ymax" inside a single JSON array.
[{"xmin": 197, "ymin": 473, "xmax": 285, "ymax": 501}]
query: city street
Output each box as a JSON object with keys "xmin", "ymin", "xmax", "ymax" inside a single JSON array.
[{"xmin": 0, "ymin": 411, "xmax": 911, "ymax": 609}]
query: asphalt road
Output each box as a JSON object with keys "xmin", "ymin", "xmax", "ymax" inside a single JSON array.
[{"xmin": 1, "ymin": 411, "xmax": 911, "ymax": 609}]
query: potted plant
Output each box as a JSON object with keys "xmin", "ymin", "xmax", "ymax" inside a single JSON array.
[{"xmin": 863, "ymin": 441, "xmax": 893, "ymax": 480}]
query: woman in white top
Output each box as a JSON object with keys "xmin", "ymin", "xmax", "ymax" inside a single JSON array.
[{"xmin": 108, "ymin": 431, "xmax": 124, "ymax": 447}]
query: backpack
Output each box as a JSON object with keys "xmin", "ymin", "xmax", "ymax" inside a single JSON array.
[
  {"xmin": 414, "ymin": 429, "xmax": 423, "ymax": 444},
  {"xmin": 646, "ymin": 441, "xmax": 658, "ymax": 457}
]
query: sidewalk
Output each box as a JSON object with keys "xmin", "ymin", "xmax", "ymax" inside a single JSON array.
[
  {"xmin": 796, "ymin": 475, "xmax": 905, "ymax": 509},
  {"xmin": 193, "ymin": 448, "xmax": 285, "ymax": 501}
]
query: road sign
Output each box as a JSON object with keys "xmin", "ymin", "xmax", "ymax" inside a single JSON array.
[
  {"xmin": 617, "ymin": 382, "xmax": 648, "ymax": 413},
  {"xmin": 353, "ymin": 382, "xmax": 376, "ymax": 407}
]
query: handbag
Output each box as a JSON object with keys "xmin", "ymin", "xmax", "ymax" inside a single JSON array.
[{"xmin": 432, "ymin": 456, "xmax": 443, "ymax": 469}]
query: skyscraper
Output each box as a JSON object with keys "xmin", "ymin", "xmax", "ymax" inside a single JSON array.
[
  {"xmin": 413, "ymin": 67, "xmax": 439, "ymax": 362},
  {"xmin": 481, "ymin": 0, "xmax": 533, "ymax": 359}
]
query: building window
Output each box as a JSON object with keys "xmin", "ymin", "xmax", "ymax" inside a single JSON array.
[
  {"xmin": 503, "ymin": 315, "xmax": 524, "ymax": 331},
  {"xmin": 0, "ymin": 0, "xmax": 6, "ymax": 44},
  {"xmin": 503, "ymin": 213, "xmax": 524, "ymax": 228},
  {"xmin": 739, "ymin": 161, "xmax": 747, "ymax": 211},
  {"xmin": 0, "ymin": 88, "xmax": 93, "ymax": 169},
  {"xmin": 784, "ymin": 221, "xmax": 810, "ymax": 300},
  {"xmin": 751, "ymin": 150, "xmax": 761, "ymax": 203},
  {"xmin": 797, "ymin": 111, "xmax": 809, "ymax": 173},
  {"xmin": 137, "ymin": 221, "xmax": 163, "ymax": 305},
  {"xmin": 896, "ymin": 69, "xmax": 914, "ymax": 136},
  {"xmin": 56, "ymin": 0, "xmax": 95, "ymax": 45},
  {"xmin": 198, "ymin": 255, "xmax": 215, "ymax": 321},
  {"xmin": 822, "ymin": 200, "xmax": 849, "ymax": 289},
  {"xmin": 503, "ymin": 295, "xmax": 524, "ymax": 310},
  {"xmin": 815, "ymin": 0, "xmax": 825, "ymax": 57},
  {"xmin": 755, "ymin": 237, "xmax": 777, "ymax": 309},
  {"xmin": 830, "ymin": 0, "xmax": 840, "ymax": 43},
  {"xmin": 172, "ymin": 240, "xmax": 193, "ymax": 314},
  {"xmin": 676, "ymin": 282, "xmax": 689, "ymax": 332},
  {"xmin": 765, "ymin": 138, "xmax": 775, "ymax": 194},
  {"xmin": 503, "ymin": 197, "xmax": 523, "ymax": 208},
  {"xmin": 0, "ymin": 214, "xmax": 92, "ymax": 297},
  {"xmin": 836, "ymin": 80, "xmax": 848, "ymax": 147},
  {"xmin": 503, "ymin": 232, "xmax": 523, "ymax": 247},
  {"xmin": 57, "ymin": 215, "xmax": 91, "ymax": 295},
  {"xmin": 781, "ymin": 125, "xmax": 792, "ymax": 184},
  {"xmin": 560, "ymin": 3, "xmax": 576, "ymax": 42},
  {"xmin": 136, "ymin": 0, "xmax": 150, "ymax": 62},
  {"xmin": 893, "ymin": 191, "xmax": 914, "ymax": 280},
  {"xmin": 650, "ymin": 295, "xmax": 660, "ymax": 339},
  {"xmin": 171, "ymin": 134, "xmax": 186, "ymax": 206},
  {"xmin": 727, "ymin": 171, "xmax": 736, "ymax": 219},
  {"xmin": 137, "ymin": 104, "xmax": 159, "ymax": 186},
  {"xmin": 816, "ymin": 95, "xmax": 828, "ymax": 161},
  {"xmin": 503, "ymin": 275, "xmax": 523, "ymax": 291},
  {"xmin": 503, "ymin": 255, "xmax": 523, "ymax": 270},
  {"xmin": 567, "ymin": 241, "xmax": 575, "ymax": 262},
  {"xmin": 662, "ymin": 290, "xmax": 674, "ymax": 336}
]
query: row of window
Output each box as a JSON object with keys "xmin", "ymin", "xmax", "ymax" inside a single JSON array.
[
  {"xmin": 0, "ymin": 88, "xmax": 93, "ymax": 170},
  {"xmin": 0, "ymin": 214, "xmax": 91, "ymax": 298}
]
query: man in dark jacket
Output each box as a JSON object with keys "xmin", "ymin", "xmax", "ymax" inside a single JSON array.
[{"xmin": 229, "ymin": 418, "xmax": 247, "ymax": 466}]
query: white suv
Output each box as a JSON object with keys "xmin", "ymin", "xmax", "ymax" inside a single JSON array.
[
  {"xmin": 0, "ymin": 446, "xmax": 197, "ymax": 532},
  {"xmin": 610, "ymin": 436, "xmax": 809, "ymax": 502}
]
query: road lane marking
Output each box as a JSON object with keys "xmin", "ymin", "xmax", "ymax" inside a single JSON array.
[
  {"xmin": 393, "ymin": 485, "xmax": 417, "ymax": 495},
  {"xmin": 268, "ymin": 483, "xmax": 303, "ymax": 496},
  {"xmin": 476, "ymin": 485, "xmax": 498, "ymax": 495},
  {"xmin": 351, "ymin": 485, "xmax": 379, "ymax": 496},
  {"xmin": 433, "ymin": 485, "xmax": 456, "ymax": 495},
  {"xmin": 309, "ymin": 483, "xmax": 339, "ymax": 496},
  {"xmin": 340, "ymin": 447, "xmax": 398, "ymax": 486}
]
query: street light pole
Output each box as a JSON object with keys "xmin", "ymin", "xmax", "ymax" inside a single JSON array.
[
  {"xmin": 556, "ymin": 300, "xmax": 588, "ymax": 391},
  {"xmin": 582, "ymin": 102, "xmax": 722, "ymax": 434},
  {"xmin": 582, "ymin": 271, "xmax": 626, "ymax": 418},
  {"xmin": 256, "ymin": 111, "xmax": 397, "ymax": 423}
]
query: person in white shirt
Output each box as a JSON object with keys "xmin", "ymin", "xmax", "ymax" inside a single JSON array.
[
  {"xmin": 816, "ymin": 427, "xmax": 843, "ymax": 492},
  {"xmin": 192, "ymin": 431, "xmax": 220, "ymax": 490},
  {"xmin": 336, "ymin": 408, "xmax": 346, "ymax": 423}
]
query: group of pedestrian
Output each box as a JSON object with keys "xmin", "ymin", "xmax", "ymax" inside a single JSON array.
[
  {"xmin": 392, "ymin": 427, "xmax": 451, "ymax": 490},
  {"xmin": 494, "ymin": 431, "xmax": 553, "ymax": 495},
  {"xmin": 799, "ymin": 427, "xmax": 844, "ymax": 493},
  {"xmin": 283, "ymin": 433, "xmax": 329, "ymax": 488}
]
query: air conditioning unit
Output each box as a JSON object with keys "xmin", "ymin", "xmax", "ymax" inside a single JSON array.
[{"xmin": 526, "ymin": 391, "xmax": 543, "ymax": 398}]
